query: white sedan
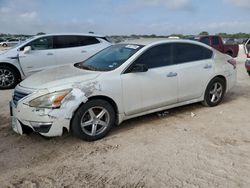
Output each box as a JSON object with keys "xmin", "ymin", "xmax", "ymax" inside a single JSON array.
[{"xmin": 10, "ymin": 39, "xmax": 237, "ymax": 141}]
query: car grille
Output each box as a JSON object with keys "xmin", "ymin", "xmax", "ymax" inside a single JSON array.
[{"xmin": 13, "ymin": 90, "xmax": 30, "ymax": 106}]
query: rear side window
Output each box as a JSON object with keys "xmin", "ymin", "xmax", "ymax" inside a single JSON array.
[
  {"xmin": 173, "ymin": 43, "xmax": 213, "ymax": 64},
  {"xmin": 200, "ymin": 37, "xmax": 210, "ymax": 45},
  {"xmin": 134, "ymin": 44, "xmax": 172, "ymax": 69},
  {"xmin": 212, "ymin": 37, "xmax": 220, "ymax": 45},
  {"xmin": 53, "ymin": 35, "xmax": 99, "ymax": 49},
  {"xmin": 77, "ymin": 36, "xmax": 100, "ymax": 46}
]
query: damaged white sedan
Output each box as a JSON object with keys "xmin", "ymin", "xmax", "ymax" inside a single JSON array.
[{"xmin": 10, "ymin": 40, "xmax": 237, "ymax": 141}]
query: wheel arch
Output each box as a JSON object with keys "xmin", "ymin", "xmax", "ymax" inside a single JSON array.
[
  {"xmin": 205, "ymin": 75, "xmax": 227, "ymax": 96},
  {"xmin": 87, "ymin": 95, "xmax": 119, "ymax": 115},
  {"xmin": 70, "ymin": 95, "xmax": 120, "ymax": 131},
  {"xmin": 214, "ymin": 75, "xmax": 227, "ymax": 88}
]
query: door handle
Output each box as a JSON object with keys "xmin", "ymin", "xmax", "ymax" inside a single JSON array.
[
  {"xmin": 47, "ymin": 53, "xmax": 54, "ymax": 56},
  {"xmin": 81, "ymin": 50, "xmax": 87, "ymax": 53},
  {"xmin": 204, "ymin": 64, "xmax": 212, "ymax": 69},
  {"xmin": 167, "ymin": 72, "xmax": 178, "ymax": 77}
]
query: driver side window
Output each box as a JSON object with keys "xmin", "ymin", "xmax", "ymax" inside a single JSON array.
[
  {"xmin": 133, "ymin": 44, "xmax": 173, "ymax": 69},
  {"xmin": 20, "ymin": 37, "xmax": 53, "ymax": 51}
]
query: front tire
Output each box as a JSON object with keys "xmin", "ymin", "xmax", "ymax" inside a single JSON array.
[
  {"xmin": 202, "ymin": 77, "xmax": 226, "ymax": 107},
  {"xmin": 248, "ymin": 71, "xmax": 250, "ymax": 76},
  {"xmin": 71, "ymin": 99, "xmax": 115, "ymax": 141},
  {"xmin": 2, "ymin": 43, "xmax": 7, "ymax": 47},
  {"xmin": 0, "ymin": 65, "xmax": 19, "ymax": 89}
]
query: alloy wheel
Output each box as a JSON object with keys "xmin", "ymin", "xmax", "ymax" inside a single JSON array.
[
  {"xmin": 80, "ymin": 106, "xmax": 110, "ymax": 136},
  {"xmin": 209, "ymin": 82, "xmax": 223, "ymax": 104},
  {"xmin": 0, "ymin": 68, "xmax": 15, "ymax": 88}
]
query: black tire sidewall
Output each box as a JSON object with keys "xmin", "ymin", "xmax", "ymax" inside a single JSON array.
[
  {"xmin": 71, "ymin": 99, "xmax": 115, "ymax": 141},
  {"xmin": 204, "ymin": 77, "xmax": 226, "ymax": 107},
  {"xmin": 0, "ymin": 65, "xmax": 19, "ymax": 89}
]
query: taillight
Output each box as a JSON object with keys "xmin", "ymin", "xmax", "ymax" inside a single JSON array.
[
  {"xmin": 247, "ymin": 53, "xmax": 250, "ymax": 58},
  {"xmin": 227, "ymin": 59, "xmax": 236, "ymax": 69}
]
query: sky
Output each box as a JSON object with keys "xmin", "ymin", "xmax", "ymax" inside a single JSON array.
[{"xmin": 0, "ymin": 0, "xmax": 250, "ymax": 35}]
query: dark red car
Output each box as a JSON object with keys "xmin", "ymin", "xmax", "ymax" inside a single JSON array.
[{"xmin": 195, "ymin": 35, "xmax": 239, "ymax": 58}]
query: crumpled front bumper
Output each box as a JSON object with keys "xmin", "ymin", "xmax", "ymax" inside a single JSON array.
[
  {"xmin": 10, "ymin": 88, "xmax": 88, "ymax": 137},
  {"xmin": 10, "ymin": 100, "xmax": 70, "ymax": 137}
]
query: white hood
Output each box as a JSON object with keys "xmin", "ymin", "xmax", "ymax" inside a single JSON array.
[{"xmin": 20, "ymin": 64, "xmax": 101, "ymax": 89}]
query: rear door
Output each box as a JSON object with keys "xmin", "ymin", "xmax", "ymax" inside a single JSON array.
[
  {"xmin": 18, "ymin": 36, "xmax": 56, "ymax": 76},
  {"xmin": 173, "ymin": 43, "xmax": 214, "ymax": 102}
]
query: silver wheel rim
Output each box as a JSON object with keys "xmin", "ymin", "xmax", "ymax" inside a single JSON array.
[
  {"xmin": 80, "ymin": 106, "xmax": 110, "ymax": 137},
  {"xmin": 0, "ymin": 68, "xmax": 15, "ymax": 87},
  {"xmin": 209, "ymin": 82, "xmax": 223, "ymax": 103}
]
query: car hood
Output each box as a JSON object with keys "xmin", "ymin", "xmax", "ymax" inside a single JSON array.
[{"xmin": 20, "ymin": 65, "xmax": 102, "ymax": 89}]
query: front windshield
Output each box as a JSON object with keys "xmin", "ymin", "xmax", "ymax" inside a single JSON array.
[{"xmin": 77, "ymin": 44, "xmax": 143, "ymax": 71}]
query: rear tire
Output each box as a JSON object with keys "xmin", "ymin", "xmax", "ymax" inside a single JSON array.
[
  {"xmin": 71, "ymin": 99, "xmax": 115, "ymax": 141},
  {"xmin": 248, "ymin": 71, "xmax": 250, "ymax": 76},
  {"xmin": 0, "ymin": 65, "xmax": 20, "ymax": 89},
  {"xmin": 202, "ymin": 77, "xmax": 226, "ymax": 107},
  {"xmin": 2, "ymin": 43, "xmax": 7, "ymax": 47}
]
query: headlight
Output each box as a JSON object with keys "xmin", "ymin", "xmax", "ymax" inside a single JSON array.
[{"xmin": 29, "ymin": 89, "xmax": 72, "ymax": 108}]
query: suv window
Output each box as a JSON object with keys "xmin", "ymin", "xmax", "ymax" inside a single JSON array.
[
  {"xmin": 133, "ymin": 44, "xmax": 172, "ymax": 69},
  {"xmin": 78, "ymin": 36, "xmax": 100, "ymax": 46},
  {"xmin": 212, "ymin": 36, "xmax": 220, "ymax": 45},
  {"xmin": 53, "ymin": 35, "xmax": 99, "ymax": 49},
  {"xmin": 20, "ymin": 36, "xmax": 53, "ymax": 51},
  {"xmin": 173, "ymin": 43, "xmax": 213, "ymax": 64},
  {"xmin": 200, "ymin": 37, "xmax": 210, "ymax": 45}
]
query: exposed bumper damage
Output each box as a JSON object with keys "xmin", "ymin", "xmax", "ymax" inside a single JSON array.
[{"xmin": 11, "ymin": 88, "xmax": 88, "ymax": 137}]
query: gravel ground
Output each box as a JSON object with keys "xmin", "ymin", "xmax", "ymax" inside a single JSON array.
[{"xmin": 0, "ymin": 51, "xmax": 250, "ymax": 187}]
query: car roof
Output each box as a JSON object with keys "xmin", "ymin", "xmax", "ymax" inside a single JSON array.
[
  {"xmin": 121, "ymin": 38, "xmax": 214, "ymax": 50},
  {"xmin": 33, "ymin": 33, "xmax": 105, "ymax": 39}
]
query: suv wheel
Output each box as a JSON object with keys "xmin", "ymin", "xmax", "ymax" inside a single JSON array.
[
  {"xmin": 71, "ymin": 99, "xmax": 115, "ymax": 141},
  {"xmin": 202, "ymin": 77, "xmax": 226, "ymax": 107},
  {"xmin": 0, "ymin": 66, "xmax": 19, "ymax": 89}
]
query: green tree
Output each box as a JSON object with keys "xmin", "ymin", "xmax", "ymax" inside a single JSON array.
[{"xmin": 199, "ymin": 31, "xmax": 209, "ymax": 36}]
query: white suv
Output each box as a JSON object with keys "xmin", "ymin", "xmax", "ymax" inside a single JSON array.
[
  {"xmin": 10, "ymin": 40, "xmax": 237, "ymax": 141},
  {"xmin": 0, "ymin": 33, "xmax": 111, "ymax": 89}
]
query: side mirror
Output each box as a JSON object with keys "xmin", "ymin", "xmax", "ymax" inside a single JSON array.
[
  {"xmin": 23, "ymin": 46, "xmax": 31, "ymax": 54},
  {"xmin": 131, "ymin": 64, "xmax": 148, "ymax": 73}
]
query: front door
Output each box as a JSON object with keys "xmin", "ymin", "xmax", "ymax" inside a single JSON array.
[
  {"xmin": 121, "ymin": 43, "xmax": 178, "ymax": 116},
  {"xmin": 18, "ymin": 36, "xmax": 56, "ymax": 76}
]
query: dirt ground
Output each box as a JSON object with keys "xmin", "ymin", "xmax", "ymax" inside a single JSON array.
[{"xmin": 0, "ymin": 60, "xmax": 250, "ymax": 188}]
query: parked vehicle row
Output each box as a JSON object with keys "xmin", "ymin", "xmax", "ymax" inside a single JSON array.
[
  {"xmin": 9, "ymin": 39, "xmax": 237, "ymax": 141},
  {"xmin": 0, "ymin": 33, "xmax": 111, "ymax": 89}
]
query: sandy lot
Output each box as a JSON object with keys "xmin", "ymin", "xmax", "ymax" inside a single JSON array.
[{"xmin": 0, "ymin": 57, "xmax": 250, "ymax": 187}]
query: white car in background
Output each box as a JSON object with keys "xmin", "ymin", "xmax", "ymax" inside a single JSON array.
[
  {"xmin": 10, "ymin": 40, "xmax": 237, "ymax": 141},
  {"xmin": 0, "ymin": 39, "xmax": 20, "ymax": 47},
  {"xmin": 0, "ymin": 33, "xmax": 111, "ymax": 89}
]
